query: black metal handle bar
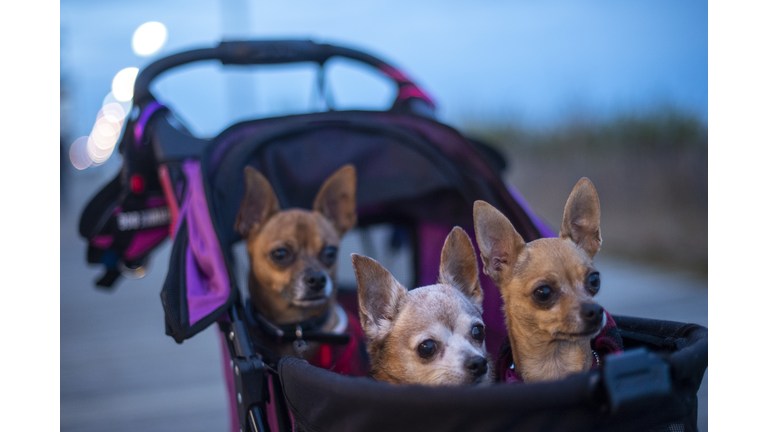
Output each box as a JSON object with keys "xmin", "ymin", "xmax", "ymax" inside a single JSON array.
[{"xmin": 133, "ymin": 40, "xmax": 427, "ymax": 106}]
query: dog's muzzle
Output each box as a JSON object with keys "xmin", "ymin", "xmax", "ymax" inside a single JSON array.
[
  {"xmin": 466, "ymin": 356, "xmax": 488, "ymax": 378},
  {"xmin": 580, "ymin": 303, "xmax": 605, "ymax": 333},
  {"xmin": 294, "ymin": 270, "xmax": 333, "ymax": 305},
  {"xmin": 304, "ymin": 270, "xmax": 328, "ymax": 293}
]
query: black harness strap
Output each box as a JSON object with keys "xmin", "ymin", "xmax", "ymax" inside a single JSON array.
[{"xmin": 244, "ymin": 300, "xmax": 351, "ymax": 346}]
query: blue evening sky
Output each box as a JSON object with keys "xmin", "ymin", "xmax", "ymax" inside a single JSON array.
[{"xmin": 61, "ymin": 0, "xmax": 707, "ymax": 139}]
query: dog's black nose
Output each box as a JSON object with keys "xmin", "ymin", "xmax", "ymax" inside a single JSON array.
[
  {"xmin": 466, "ymin": 356, "xmax": 488, "ymax": 377},
  {"xmin": 304, "ymin": 271, "xmax": 328, "ymax": 292},
  {"xmin": 581, "ymin": 303, "xmax": 604, "ymax": 326}
]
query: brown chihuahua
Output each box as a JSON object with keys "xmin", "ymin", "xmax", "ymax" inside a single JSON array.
[
  {"xmin": 352, "ymin": 227, "xmax": 492, "ymax": 386},
  {"xmin": 474, "ymin": 178, "xmax": 612, "ymax": 383},
  {"xmin": 235, "ymin": 165, "xmax": 358, "ymax": 359}
]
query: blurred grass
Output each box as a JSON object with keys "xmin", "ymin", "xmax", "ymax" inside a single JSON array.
[{"xmin": 462, "ymin": 108, "xmax": 707, "ymax": 276}]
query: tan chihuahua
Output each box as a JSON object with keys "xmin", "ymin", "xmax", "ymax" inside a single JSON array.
[
  {"xmin": 352, "ymin": 227, "xmax": 492, "ymax": 386},
  {"xmin": 474, "ymin": 178, "xmax": 618, "ymax": 383},
  {"xmin": 235, "ymin": 165, "xmax": 357, "ymax": 359}
]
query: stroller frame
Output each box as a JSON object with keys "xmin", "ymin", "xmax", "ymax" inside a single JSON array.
[{"xmin": 79, "ymin": 40, "xmax": 708, "ymax": 432}]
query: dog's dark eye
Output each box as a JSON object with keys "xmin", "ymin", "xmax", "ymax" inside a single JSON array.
[
  {"xmin": 270, "ymin": 248, "xmax": 292, "ymax": 264},
  {"xmin": 587, "ymin": 272, "xmax": 600, "ymax": 293},
  {"xmin": 320, "ymin": 246, "xmax": 338, "ymax": 266},
  {"xmin": 533, "ymin": 285, "xmax": 552, "ymax": 302},
  {"xmin": 471, "ymin": 324, "xmax": 485, "ymax": 342},
  {"xmin": 417, "ymin": 339, "xmax": 437, "ymax": 359}
]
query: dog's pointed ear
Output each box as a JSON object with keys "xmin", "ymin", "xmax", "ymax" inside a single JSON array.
[
  {"xmin": 234, "ymin": 167, "xmax": 280, "ymax": 238},
  {"xmin": 313, "ymin": 165, "xmax": 357, "ymax": 237},
  {"xmin": 560, "ymin": 178, "xmax": 601, "ymax": 259},
  {"xmin": 473, "ymin": 201, "xmax": 526, "ymax": 285},
  {"xmin": 352, "ymin": 254, "xmax": 407, "ymax": 341},
  {"xmin": 438, "ymin": 227, "xmax": 483, "ymax": 310}
]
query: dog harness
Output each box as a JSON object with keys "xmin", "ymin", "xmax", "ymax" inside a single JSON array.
[
  {"xmin": 246, "ymin": 303, "xmax": 352, "ymax": 345},
  {"xmin": 497, "ymin": 310, "xmax": 624, "ymax": 383},
  {"xmin": 245, "ymin": 301, "xmax": 369, "ymax": 376}
]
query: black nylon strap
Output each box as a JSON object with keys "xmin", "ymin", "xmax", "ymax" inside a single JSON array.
[{"xmin": 245, "ymin": 300, "xmax": 350, "ymax": 346}]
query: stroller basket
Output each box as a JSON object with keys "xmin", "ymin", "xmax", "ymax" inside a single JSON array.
[
  {"xmin": 278, "ymin": 315, "xmax": 706, "ymax": 432},
  {"xmin": 79, "ymin": 40, "xmax": 708, "ymax": 432}
]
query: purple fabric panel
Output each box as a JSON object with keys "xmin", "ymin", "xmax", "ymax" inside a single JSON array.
[
  {"xmin": 182, "ymin": 160, "xmax": 231, "ymax": 326},
  {"xmin": 146, "ymin": 196, "xmax": 167, "ymax": 207},
  {"xmin": 416, "ymin": 222, "xmax": 451, "ymax": 288},
  {"xmin": 124, "ymin": 227, "xmax": 168, "ymax": 260},
  {"xmin": 416, "ymin": 222, "xmax": 506, "ymax": 358},
  {"xmin": 466, "ymin": 226, "xmax": 507, "ymax": 358},
  {"xmin": 506, "ymin": 182, "xmax": 557, "ymax": 238},
  {"xmin": 218, "ymin": 331, "xmax": 240, "ymax": 432},
  {"xmin": 133, "ymin": 101, "xmax": 164, "ymax": 147}
]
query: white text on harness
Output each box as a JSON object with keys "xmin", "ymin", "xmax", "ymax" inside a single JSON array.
[{"xmin": 117, "ymin": 207, "xmax": 171, "ymax": 231}]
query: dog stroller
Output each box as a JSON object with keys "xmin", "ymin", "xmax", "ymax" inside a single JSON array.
[{"xmin": 79, "ymin": 40, "xmax": 708, "ymax": 432}]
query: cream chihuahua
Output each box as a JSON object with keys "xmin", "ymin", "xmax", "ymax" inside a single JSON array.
[{"xmin": 352, "ymin": 227, "xmax": 492, "ymax": 385}]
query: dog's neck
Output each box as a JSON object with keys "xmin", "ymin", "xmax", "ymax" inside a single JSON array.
[
  {"xmin": 247, "ymin": 274, "xmax": 340, "ymax": 357},
  {"xmin": 507, "ymin": 317, "xmax": 593, "ymax": 383}
]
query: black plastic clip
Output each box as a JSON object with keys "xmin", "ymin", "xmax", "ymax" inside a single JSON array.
[{"xmin": 601, "ymin": 347, "xmax": 672, "ymax": 414}]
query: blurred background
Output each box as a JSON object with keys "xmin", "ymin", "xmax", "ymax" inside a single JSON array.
[{"xmin": 60, "ymin": 0, "xmax": 707, "ymax": 431}]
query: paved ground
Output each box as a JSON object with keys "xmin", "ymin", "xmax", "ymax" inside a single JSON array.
[{"xmin": 60, "ymin": 170, "xmax": 707, "ymax": 432}]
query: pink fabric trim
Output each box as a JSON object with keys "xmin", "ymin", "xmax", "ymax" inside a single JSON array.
[
  {"xmin": 91, "ymin": 235, "xmax": 113, "ymax": 249},
  {"xmin": 146, "ymin": 196, "xmax": 166, "ymax": 207},
  {"xmin": 266, "ymin": 375, "xmax": 279, "ymax": 432},
  {"xmin": 396, "ymin": 84, "xmax": 432, "ymax": 104},
  {"xmin": 505, "ymin": 366, "xmax": 523, "ymax": 383},
  {"xmin": 123, "ymin": 227, "xmax": 167, "ymax": 260},
  {"xmin": 218, "ymin": 331, "xmax": 240, "ymax": 432},
  {"xmin": 377, "ymin": 64, "xmax": 435, "ymax": 105},
  {"xmin": 378, "ymin": 64, "xmax": 409, "ymax": 82}
]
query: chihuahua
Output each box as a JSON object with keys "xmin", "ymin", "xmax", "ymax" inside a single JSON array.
[
  {"xmin": 474, "ymin": 178, "xmax": 621, "ymax": 383},
  {"xmin": 352, "ymin": 227, "xmax": 492, "ymax": 386},
  {"xmin": 234, "ymin": 165, "xmax": 362, "ymax": 364}
]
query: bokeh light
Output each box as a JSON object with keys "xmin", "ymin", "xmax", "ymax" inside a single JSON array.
[
  {"xmin": 86, "ymin": 134, "xmax": 113, "ymax": 166},
  {"xmin": 69, "ymin": 137, "xmax": 92, "ymax": 170},
  {"xmin": 70, "ymin": 91, "xmax": 133, "ymax": 169},
  {"xmin": 85, "ymin": 103, "xmax": 126, "ymax": 167},
  {"xmin": 132, "ymin": 22, "xmax": 167, "ymax": 57},
  {"xmin": 112, "ymin": 67, "xmax": 139, "ymax": 102},
  {"xmin": 102, "ymin": 92, "xmax": 132, "ymax": 117},
  {"xmin": 100, "ymin": 102, "xmax": 127, "ymax": 122},
  {"xmin": 91, "ymin": 116, "xmax": 120, "ymax": 150}
]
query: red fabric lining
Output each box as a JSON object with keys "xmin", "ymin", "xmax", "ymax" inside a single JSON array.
[{"xmin": 307, "ymin": 309, "xmax": 369, "ymax": 377}]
